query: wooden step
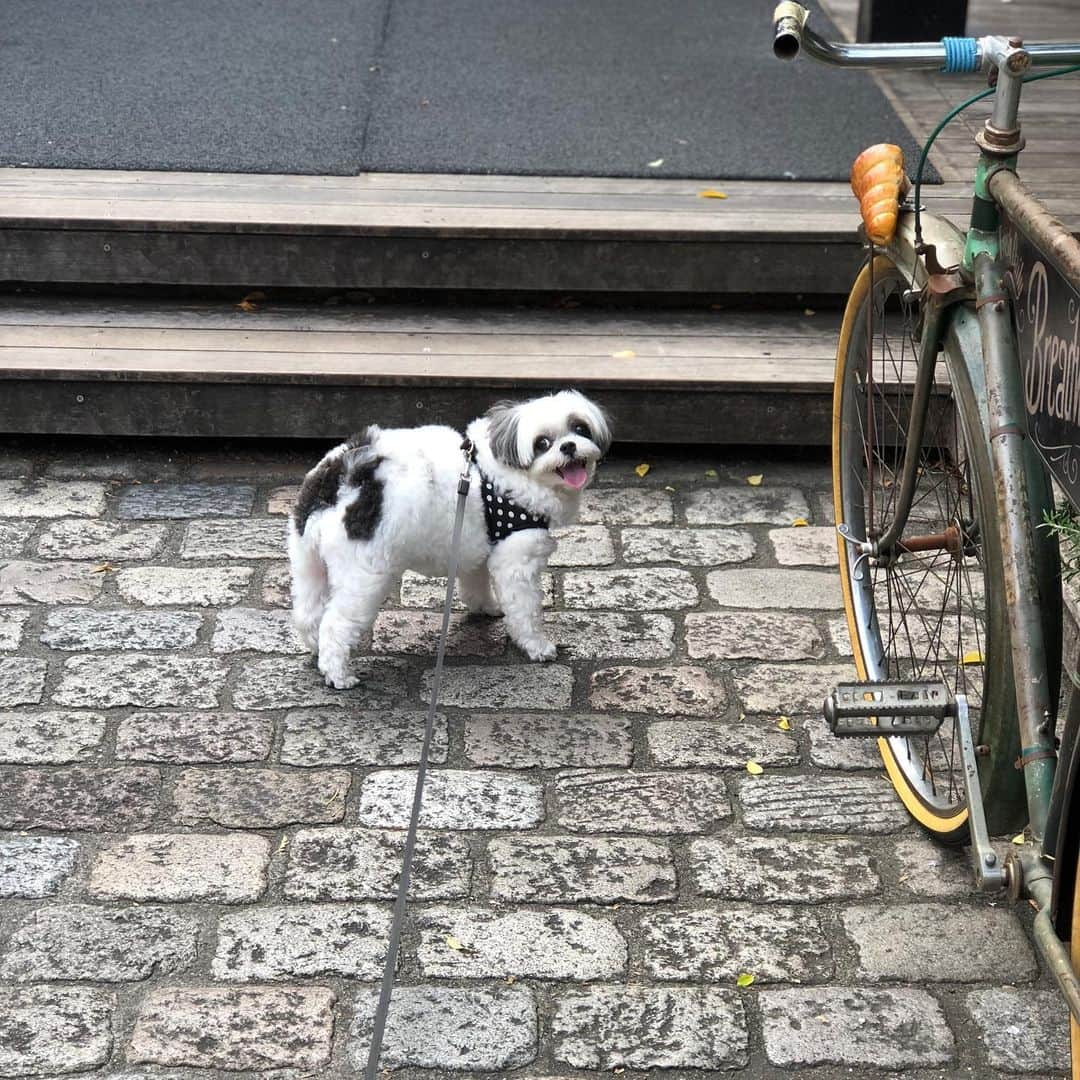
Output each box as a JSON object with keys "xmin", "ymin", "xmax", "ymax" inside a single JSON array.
[
  {"xmin": 0, "ymin": 168, "xmax": 884, "ymax": 297},
  {"xmin": 0, "ymin": 296, "xmax": 843, "ymax": 444}
]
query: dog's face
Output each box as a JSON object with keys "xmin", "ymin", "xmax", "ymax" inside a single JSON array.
[{"xmin": 486, "ymin": 390, "xmax": 611, "ymax": 492}]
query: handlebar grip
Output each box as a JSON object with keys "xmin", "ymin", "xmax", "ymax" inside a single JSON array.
[{"xmin": 773, "ymin": 1, "xmax": 809, "ymax": 60}]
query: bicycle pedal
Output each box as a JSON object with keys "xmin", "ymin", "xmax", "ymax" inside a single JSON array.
[{"xmin": 824, "ymin": 680, "xmax": 952, "ymax": 737}]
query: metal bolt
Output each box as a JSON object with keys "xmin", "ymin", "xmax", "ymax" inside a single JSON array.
[
  {"xmin": 1008, "ymin": 36, "xmax": 1023, "ymax": 48},
  {"xmin": 994, "ymin": 300, "xmax": 1005, "ymax": 312},
  {"xmin": 103, "ymin": 243, "xmax": 111, "ymax": 253},
  {"xmin": 75, "ymin": 394, "xmax": 84, "ymax": 403},
  {"xmin": 984, "ymin": 852, "xmax": 997, "ymax": 867}
]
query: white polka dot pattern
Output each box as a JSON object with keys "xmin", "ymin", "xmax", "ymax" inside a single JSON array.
[{"xmin": 481, "ymin": 477, "xmax": 548, "ymax": 543}]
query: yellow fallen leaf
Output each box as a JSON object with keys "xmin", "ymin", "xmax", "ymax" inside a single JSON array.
[
  {"xmin": 664, "ymin": 485, "xmax": 676, "ymax": 492},
  {"xmin": 634, "ymin": 463, "xmax": 651, "ymax": 478},
  {"xmin": 704, "ymin": 469, "xmax": 718, "ymax": 479},
  {"xmin": 236, "ymin": 299, "xmax": 257, "ymax": 313},
  {"xmin": 91, "ymin": 562, "xmax": 116, "ymax": 574},
  {"xmin": 962, "ymin": 650, "xmax": 984, "ymax": 665},
  {"xmin": 445, "ymin": 935, "xmax": 466, "ymax": 951},
  {"xmin": 791, "ymin": 518, "xmax": 809, "ymax": 527},
  {"xmin": 804, "ymin": 307, "xmax": 816, "ymax": 316},
  {"xmin": 736, "ymin": 972, "xmax": 755, "ymax": 988},
  {"xmin": 777, "ymin": 716, "xmax": 792, "ymax": 731},
  {"xmin": 647, "ymin": 158, "xmax": 664, "ymax": 168},
  {"xmin": 699, "ymin": 189, "xmax": 728, "ymax": 199},
  {"xmin": 747, "ymin": 474, "xmax": 763, "ymax": 486},
  {"xmin": 746, "ymin": 760, "xmax": 764, "ymax": 775},
  {"xmin": 611, "ymin": 349, "xmax": 637, "ymax": 360},
  {"xmin": 1012, "ymin": 832, "xmax": 1026, "ymax": 845}
]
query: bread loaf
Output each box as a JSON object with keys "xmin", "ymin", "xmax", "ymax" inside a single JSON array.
[{"xmin": 849, "ymin": 143, "xmax": 911, "ymax": 245}]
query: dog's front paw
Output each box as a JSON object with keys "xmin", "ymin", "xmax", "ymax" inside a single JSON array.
[
  {"xmin": 324, "ymin": 671, "xmax": 360, "ymax": 690},
  {"xmin": 519, "ymin": 636, "xmax": 557, "ymax": 662}
]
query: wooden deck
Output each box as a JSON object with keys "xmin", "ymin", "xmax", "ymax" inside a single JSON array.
[{"xmin": 0, "ymin": 296, "xmax": 841, "ymax": 443}]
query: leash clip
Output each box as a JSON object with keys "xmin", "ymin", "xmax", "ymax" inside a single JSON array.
[{"xmin": 459, "ymin": 437, "xmax": 476, "ymax": 494}]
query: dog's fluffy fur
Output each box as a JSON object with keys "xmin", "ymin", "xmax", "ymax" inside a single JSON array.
[{"xmin": 288, "ymin": 390, "xmax": 611, "ymax": 688}]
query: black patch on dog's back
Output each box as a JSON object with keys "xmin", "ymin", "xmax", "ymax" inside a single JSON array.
[
  {"xmin": 293, "ymin": 429, "xmax": 374, "ymax": 536},
  {"xmin": 343, "ymin": 455, "xmax": 385, "ymax": 540}
]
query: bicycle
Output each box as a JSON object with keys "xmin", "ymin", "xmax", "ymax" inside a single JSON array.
[{"xmin": 772, "ymin": 5, "xmax": 1080, "ymax": 1072}]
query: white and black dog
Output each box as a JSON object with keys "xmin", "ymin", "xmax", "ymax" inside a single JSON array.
[{"xmin": 288, "ymin": 390, "xmax": 611, "ymax": 688}]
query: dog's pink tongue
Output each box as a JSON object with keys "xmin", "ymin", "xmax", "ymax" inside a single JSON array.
[{"xmin": 560, "ymin": 462, "xmax": 589, "ymax": 489}]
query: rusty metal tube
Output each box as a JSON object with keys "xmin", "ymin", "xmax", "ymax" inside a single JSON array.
[
  {"xmin": 975, "ymin": 252, "xmax": 1057, "ymax": 840},
  {"xmin": 988, "ymin": 170, "xmax": 1080, "ymax": 290},
  {"xmin": 1020, "ymin": 848, "xmax": 1080, "ymax": 1024}
]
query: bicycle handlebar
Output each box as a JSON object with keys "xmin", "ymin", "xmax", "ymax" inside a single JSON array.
[{"xmin": 772, "ymin": 1, "xmax": 1080, "ymax": 71}]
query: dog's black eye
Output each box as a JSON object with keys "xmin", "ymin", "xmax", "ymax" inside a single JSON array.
[
  {"xmin": 572, "ymin": 422, "xmax": 592, "ymax": 440},
  {"xmin": 533, "ymin": 436, "xmax": 552, "ymax": 454}
]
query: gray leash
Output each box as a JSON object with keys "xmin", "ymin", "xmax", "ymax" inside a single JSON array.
[{"xmin": 364, "ymin": 442, "xmax": 474, "ymax": 1080}]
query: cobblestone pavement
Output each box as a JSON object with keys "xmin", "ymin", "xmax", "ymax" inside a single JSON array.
[{"xmin": 0, "ymin": 438, "xmax": 1071, "ymax": 1078}]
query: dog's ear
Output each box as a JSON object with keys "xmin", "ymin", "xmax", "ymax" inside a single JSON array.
[
  {"xmin": 486, "ymin": 400, "xmax": 524, "ymax": 468},
  {"xmin": 586, "ymin": 401, "xmax": 613, "ymax": 456}
]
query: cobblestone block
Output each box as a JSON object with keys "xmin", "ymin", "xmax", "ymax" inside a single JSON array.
[
  {"xmin": 707, "ymin": 568, "xmax": 842, "ymax": 609},
  {"xmin": 1, "ymin": 903, "xmax": 199, "ymax": 982},
  {"xmin": 0, "ymin": 766, "xmax": 160, "ymax": 830},
  {"xmin": 555, "ymin": 771, "xmax": 730, "ymax": 833},
  {"xmin": 689, "ymin": 835, "xmax": 881, "ymax": 902},
  {"xmin": 233, "ymin": 656, "xmax": 406, "ymax": 710},
  {"xmin": 0, "ymin": 986, "xmax": 113, "ymax": 1076},
  {"xmin": 734, "ymin": 662, "xmax": 855, "ymax": 714},
  {"xmin": 640, "ymin": 906, "xmax": 832, "ymax": 982},
  {"xmin": 89, "ymin": 832, "xmax": 270, "ymax": 902},
  {"xmin": 418, "ymin": 907, "xmax": 626, "ymax": 980},
  {"xmin": 805, "ymin": 714, "xmax": 882, "ymax": 769},
  {"xmin": 465, "ymin": 713, "xmax": 633, "ymax": 768},
  {"xmin": 967, "ymin": 987, "xmax": 1070, "ymax": 1073},
  {"xmin": 372, "ymin": 609, "xmax": 507, "ymax": 656},
  {"xmin": 349, "ymin": 985, "xmax": 537, "ymax": 1071},
  {"xmin": 685, "ymin": 611, "xmax": 824, "ymax": 660},
  {"xmin": 422, "ymin": 663, "xmax": 572, "ymax": 709},
  {"xmin": 739, "ymin": 774, "xmax": 909, "ymax": 833},
  {"xmin": 686, "ymin": 485, "xmax": 810, "ymax": 525},
  {"xmin": 552, "ymin": 986, "xmax": 748, "ymax": 1070},
  {"xmin": 0, "ymin": 520, "xmax": 32, "ymax": 557},
  {"xmin": 0, "ymin": 709, "xmax": 106, "ymax": 763},
  {"xmin": 589, "ymin": 665, "xmax": 726, "ymax": 715},
  {"xmin": 116, "ymin": 712, "xmax": 273, "ymax": 763},
  {"xmin": 760, "ymin": 986, "xmax": 954, "ymax": 1069},
  {"xmin": 281, "ymin": 708, "xmax": 448, "ymax": 766},
  {"xmin": 828, "ymin": 614, "xmax": 853, "ymax": 654},
  {"xmin": 490, "ymin": 835, "xmax": 677, "ymax": 903},
  {"xmin": 117, "ymin": 565, "xmax": 252, "ymax": 606},
  {"xmin": 622, "ymin": 526, "xmax": 756, "ymax": 566},
  {"xmin": 213, "ymin": 903, "xmax": 390, "ymax": 980},
  {"xmin": 261, "ymin": 562, "xmax": 291, "ymax": 606},
  {"xmin": 0, "ymin": 478, "xmax": 106, "ymax": 518},
  {"xmin": 118, "ymin": 482, "xmax": 255, "ymax": 519},
  {"xmin": 400, "ymin": 569, "xmax": 554, "ymax": 609},
  {"xmin": 284, "ymin": 827, "xmax": 471, "ymax": 901},
  {"xmin": 647, "ymin": 718, "xmax": 799, "ymax": 768},
  {"xmin": 211, "ymin": 607, "xmax": 304, "ymax": 653},
  {"xmin": 37, "ymin": 519, "xmax": 168, "ymax": 561},
  {"xmin": 0, "ymin": 657, "xmax": 46, "ymax": 705},
  {"xmin": 129, "ymin": 986, "xmax": 335, "ymax": 1070},
  {"xmin": 0, "ymin": 561, "xmax": 104, "ymax": 604},
  {"xmin": 888, "ymin": 834, "xmax": 976, "ymax": 898},
  {"xmin": 579, "ymin": 487, "xmax": 673, "ymax": 525},
  {"xmin": 544, "ymin": 611, "xmax": 675, "ymax": 659},
  {"xmin": 358, "ymin": 769, "xmax": 544, "ymax": 829},
  {"xmin": 0, "ymin": 836, "xmax": 80, "ymax": 898},
  {"xmin": 173, "ymin": 767, "xmax": 350, "ymax": 828},
  {"xmin": 842, "ymin": 903, "xmax": 1038, "ymax": 981},
  {"xmin": 181, "ymin": 518, "xmax": 286, "ymax": 558},
  {"xmin": 562, "ymin": 567, "xmax": 698, "ymax": 610},
  {"xmin": 549, "ymin": 524, "xmax": 615, "ymax": 566},
  {"xmin": 42, "ymin": 607, "xmax": 202, "ymax": 650},
  {"xmin": 267, "ymin": 484, "xmax": 299, "ymax": 514},
  {"xmin": 0, "ymin": 609, "xmax": 28, "ymax": 649},
  {"xmin": 770, "ymin": 525, "xmax": 839, "ymax": 566},
  {"xmin": 53, "ymin": 654, "xmax": 227, "ymax": 708}
]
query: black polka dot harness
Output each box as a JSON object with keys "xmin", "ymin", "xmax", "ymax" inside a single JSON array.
[{"xmin": 462, "ymin": 437, "xmax": 550, "ymax": 544}]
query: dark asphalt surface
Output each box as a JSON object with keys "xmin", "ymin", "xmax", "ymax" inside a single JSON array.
[{"xmin": 0, "ymin": 0, "xmax": 935, "ymax": 180}]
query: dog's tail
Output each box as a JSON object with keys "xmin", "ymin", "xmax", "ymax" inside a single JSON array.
[{"xmin": 287, "ymin": 516, "xmax": 327, "ymax": 653}]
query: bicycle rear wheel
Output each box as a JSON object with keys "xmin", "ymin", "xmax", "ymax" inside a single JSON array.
[{"xmin": 834, "ymin": 248, "xmax": 1058, "ymax": 843}]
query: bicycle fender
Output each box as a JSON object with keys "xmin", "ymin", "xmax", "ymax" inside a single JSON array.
[{"xmin": 1052, "ymin": 686, "xmax": 1080, "ymax": 938}]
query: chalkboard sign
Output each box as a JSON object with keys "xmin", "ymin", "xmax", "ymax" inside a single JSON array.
[{"xmin": 1002, "ymin": 215, "xmax": 1080, "ymax": 510}]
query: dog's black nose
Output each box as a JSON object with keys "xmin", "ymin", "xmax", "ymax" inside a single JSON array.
[{"xmin": 560, "ymin": 440, "xmax": 577, "ymax": 457}]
